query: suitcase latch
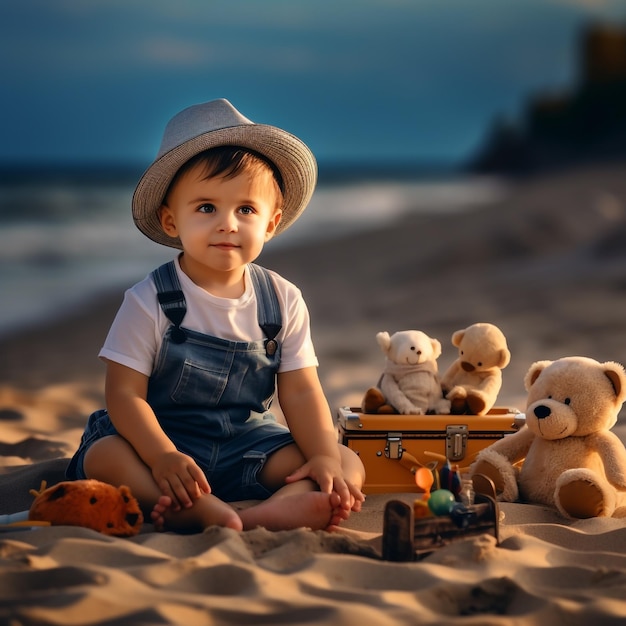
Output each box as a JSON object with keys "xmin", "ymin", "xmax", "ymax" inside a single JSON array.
[
  {"xmin": 385, "ymin": 432, "xmax": 404, "ymax": 460},
  {"xmin": 446, "ymin": 425, "xmax": 468, "ymax": 461}
]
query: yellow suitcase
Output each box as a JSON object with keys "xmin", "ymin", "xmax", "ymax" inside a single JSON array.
[{"xmin": 337, "ymin": 406, "xmax": 523, "ymax": 494}]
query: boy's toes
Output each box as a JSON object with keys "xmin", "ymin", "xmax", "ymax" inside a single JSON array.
[{"xmin": 150, "ymin": 495, "xmax": 174, "ymax": 531}]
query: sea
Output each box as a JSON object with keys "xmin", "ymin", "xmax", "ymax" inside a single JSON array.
[{"xmin": 0, "ymin": 165, "xmax": 506, "ymax": 338}]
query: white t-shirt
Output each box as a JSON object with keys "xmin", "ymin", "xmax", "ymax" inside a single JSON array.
[{"xmin": 99, "ymin": 257, "xmax": 319, "ymax": 377}]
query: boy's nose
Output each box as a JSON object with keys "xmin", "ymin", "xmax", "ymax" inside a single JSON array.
[{"xmin": 217, "ymin": 212, "xmax": 237, "ymax": 231}]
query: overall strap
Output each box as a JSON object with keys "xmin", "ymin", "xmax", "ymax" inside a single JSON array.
[
  {"xmin": 151, "ymin": 261, "xmax": 188, "ymax": 344},
  {"xmin": 248, "ymin": 263, "xmax": 283, "ymax": 357},
  {"xmin": 151, "ymin": 261, "xmax": 283, "ymax": 353}
]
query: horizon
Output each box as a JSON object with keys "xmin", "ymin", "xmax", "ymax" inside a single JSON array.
[{"xmin": 0, "ymin": 158, "xmax": 467, "ymax": 189}]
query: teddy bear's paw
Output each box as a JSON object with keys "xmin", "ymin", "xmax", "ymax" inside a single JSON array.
[
  {"xmin": 466, "ymin": 393, "xmax": 488, "ymax": 416},
  {"xmin": 446, "ymin": 386, "xmax": 467, "ymax": 401},
  {"xmin": 362, "ymin": 387, "xmax": 386, "ymax": 414},
  {"xmin": 556, "ymin": 468, "xmax": 615, "ymax": 518},
  {"xmin": 472, "ymin": 460, "xmax": 505, "ymax": 495},
  {"xmin": 557, "ymin": 477, "xmax": 611, "ymax": 519},
  {"xmin": 433, "ymin": 398, "xmax": 452, "ymax": 415},
  {"xmin": 437, "ymin": 400, "xmax": 452, "ymax": 415},
  {"xmin": 401, "ymin": 405, "xmax": 424, "ymax": 415},
  {"xmin": 612, "ymin": 505, "xmax": 626, "ymax": 519},
  {"xmin": 472, "ymin": 451, "xmax": 519, "ymax": 502},
  {"xmin": 449, "ymin": 398, "xmax": 469, "ymax": 414},
  {"xmin": 445, "ymin": 387, "xmax": 469, "ymax": 414}
]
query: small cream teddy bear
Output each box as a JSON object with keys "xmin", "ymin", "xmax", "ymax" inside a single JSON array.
[
  {"xmin": 440, "ymin": 322, "xmax": 510, "ymax": 415},
  {"xmin": 362, "ymin": 330, "xmax": 451, "ymax": 415},
  {"xmin": 471, "ymin": 356, "xmax": 626, "ymax": 518}
]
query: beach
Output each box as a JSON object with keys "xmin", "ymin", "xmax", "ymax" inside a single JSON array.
[{"xmin": 1, "ymin": 161, "xmax": 626, "ymax": 624}]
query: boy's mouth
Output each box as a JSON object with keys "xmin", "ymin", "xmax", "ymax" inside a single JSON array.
[{"xmin": 212, "ymin": 242, "xmax": 239, "ymax": 250}]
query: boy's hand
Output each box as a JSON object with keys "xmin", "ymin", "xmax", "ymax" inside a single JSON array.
[
  {"xmin": 285, "ymin": 455, "xmax": 365, "ymax": 511},
  {"xmin": 150, "ymin": 451, "xmax": 211, "ymax": 510}
]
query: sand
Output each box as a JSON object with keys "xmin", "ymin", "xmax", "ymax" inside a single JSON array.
[{"xmin": 1, "ymin": 162, "xmax": 626, "ymax": 624}]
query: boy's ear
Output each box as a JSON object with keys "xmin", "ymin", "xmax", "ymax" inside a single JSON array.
[
  {"xmin": 265, "ymin": 209, "xmax": 282, "ymax": 241},
  {"xmin": 159, "ymin": 206, "xmax": 178, "ymax": 237}
]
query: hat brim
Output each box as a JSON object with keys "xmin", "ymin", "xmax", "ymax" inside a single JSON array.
[{"xmin": 132, "ymin": 124, "xmax": 317, "ymax": 249}]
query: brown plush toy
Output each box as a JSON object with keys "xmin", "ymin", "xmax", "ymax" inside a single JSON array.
[{"xmin": 29, "ymin": 479, "xmax": 143, "ymax": 537}]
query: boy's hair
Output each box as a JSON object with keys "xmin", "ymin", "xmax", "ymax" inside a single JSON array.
[{"xmin": 163, "ymin": 146, "xmax": 284, "ymax": 209}]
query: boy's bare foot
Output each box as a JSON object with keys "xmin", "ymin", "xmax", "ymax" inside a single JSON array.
[
  {"xmin": 150, "ymin": 495, "xmax": 173, "ymax": 531},
  {"xmin": 150, "ymin": 494, "xmax": 243, "ymax": 532},
  {"xmin": 149, "ymin": 490, "xmax": 357, "ymax": 533},
  {"xmin": 239, "ymin": 490, "xmax": 350, "ymax": 531}
]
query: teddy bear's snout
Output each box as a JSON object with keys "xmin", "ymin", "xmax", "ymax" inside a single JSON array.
[
  {"xmin": 461, "ymin": 361, "xmax": 475, "ymax": 372},
  {"xmin": 534, "ymin": 405, "xmax": 551, "ymax": 420},
  {"xmin": 126, "ymin": 513, "xmax": 140, "ymax": 527}
]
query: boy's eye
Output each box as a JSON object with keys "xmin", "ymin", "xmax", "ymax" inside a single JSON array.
[
  {"xmin": 239, "ymin": 205, "xmax": 255, "ymax": 215},
  {"xmin": 198, "ymin": 204, "xmax": 215, "ymax": 213}
]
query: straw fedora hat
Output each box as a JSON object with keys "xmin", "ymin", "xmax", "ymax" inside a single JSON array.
[{"xmin": 132, "ymin": 99, "xmax": 317, "ymax": 249}]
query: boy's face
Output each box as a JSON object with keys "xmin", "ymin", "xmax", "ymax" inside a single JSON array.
[{"xmin": 159, "ymin": 163, "xmax": 282, "ymax": 286}]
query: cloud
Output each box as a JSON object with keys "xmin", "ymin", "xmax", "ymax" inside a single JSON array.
[
  {"xmin": 135, "ymin": 34, "xmax": 320, "ymax": 74},
  {"xmin": 136, "ymin": 38, "xmax": 215, "ymax": 68}
]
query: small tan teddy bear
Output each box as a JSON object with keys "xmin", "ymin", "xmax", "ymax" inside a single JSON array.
[
  {"xmin": 362, "ymin": 330, "xmax": 451, "ymax": 415},
  {"xmin": 471, "ymin": 356, "xmax": 626, "ymax": 519},
  {"xmin": 440, "ymin": 322, "xmax": 510, "ymax": 415}
]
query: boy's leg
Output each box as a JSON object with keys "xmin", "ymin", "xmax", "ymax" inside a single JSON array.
[
  {"xmin": 237, "ymin": 443, "xmax": 365, "ymax": 532},
  {"xmin": 237, "ymin": 486, "xmax": 344, "ymax": 531},
  {"xmin": 258, "ymin": 443, "xmax": 365, "ymax": 494},
  {"xmin": 339, "ymin": 443, "xmax": 367, "ymax": 505},
  {"xmin": 83, "ymin": 435, "xmax": 243, "ymax": 532}
]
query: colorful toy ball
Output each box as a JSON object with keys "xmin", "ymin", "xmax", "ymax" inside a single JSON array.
[{"xmin": 427, "ymin": 489, "xmax": 456, "ymax": 516}]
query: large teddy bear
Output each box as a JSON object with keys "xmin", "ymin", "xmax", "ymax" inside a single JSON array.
[
  {"xmin": 471, "ymin": 356, "xmax": 626, "ymax": 518},
  {"xmin": 440, "ymin": 322, "xmax": 510, "ymax": 415},
  {"xmin": 362, "ymin": 330, "xmax": 451, "ymax": 415}
]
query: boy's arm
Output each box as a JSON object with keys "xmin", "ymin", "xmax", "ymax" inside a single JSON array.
[
  {"xmin": 104, "ymin": 361, "xmax": 210, "ymax": 507},
  {"xmin": 277, "ymin": 367, "xmax": 340, "ymax": 460},
  {"xmin": 277, "ymin": 367, "xmax": 359, "ymax": 504}
]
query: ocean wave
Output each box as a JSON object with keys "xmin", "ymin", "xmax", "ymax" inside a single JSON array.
[{"xmin": 0, "ymin": 176, "xmax": 506, "ymax": 335}]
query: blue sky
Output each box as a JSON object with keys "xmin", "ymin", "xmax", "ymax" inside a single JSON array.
[{"xmin": 1, "ymin": 0, "xmax": 624, "ymax": 167}]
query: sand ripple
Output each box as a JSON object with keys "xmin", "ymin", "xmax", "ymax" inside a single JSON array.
[{"xmin": 0, "ymin": 519, "xmax": 625, "ymax": 625}]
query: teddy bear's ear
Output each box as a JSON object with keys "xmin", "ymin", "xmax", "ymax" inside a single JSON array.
[
  {"xmin": 376, "ymin": 332, "xmax": 391, "ymax": 354},
  {"xmin": 45, "ymin": 484, "xmax": 68, "ymax": 502},
  {"xmin": 451, "ymin": 329, "xmax": 465, "ymax": 347},
  {"xmin": 430, "ymin": 338, "xmax": 442, "ymax": 359},
  {"xmin": 602, "ymin": 361, "xmax": 626, "ymax": 405},
  {"xmin": 498, "ymin": 348, "xmax": 512, "ymax": 369},
  {"xmin": 524, "ymin": 360, "xmax": 553, "ymax": 390},
  {"xmin": 119, "ymin": 485, "xmax": 133, "ymax": 503}
]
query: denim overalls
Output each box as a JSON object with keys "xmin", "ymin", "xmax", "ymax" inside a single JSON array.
[{"xmin": 67, "ymin": 261, "xmax": 295, "ymax": 501}]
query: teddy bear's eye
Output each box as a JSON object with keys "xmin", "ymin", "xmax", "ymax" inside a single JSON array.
[
  {"xmin": 107, "ymin": 522, "xmax": 114, "ymax": 528},
  {"xmin": 90, "ymin": 496, "xmax": 97, "ymax": 505},
  {"xmin": 410, "ymin": 346, "xmax": 415, "ymax": 351},
  {"xmin": 123, "ymin": 495, "xmax": 129, "ymax": 503},
  {"xmin": 564, "ymin": 398, "xmax": 571, "ymax": 405},
  {"xmin": 477, "ymin": 362, "xmax": 482, "ymax": 367}
]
